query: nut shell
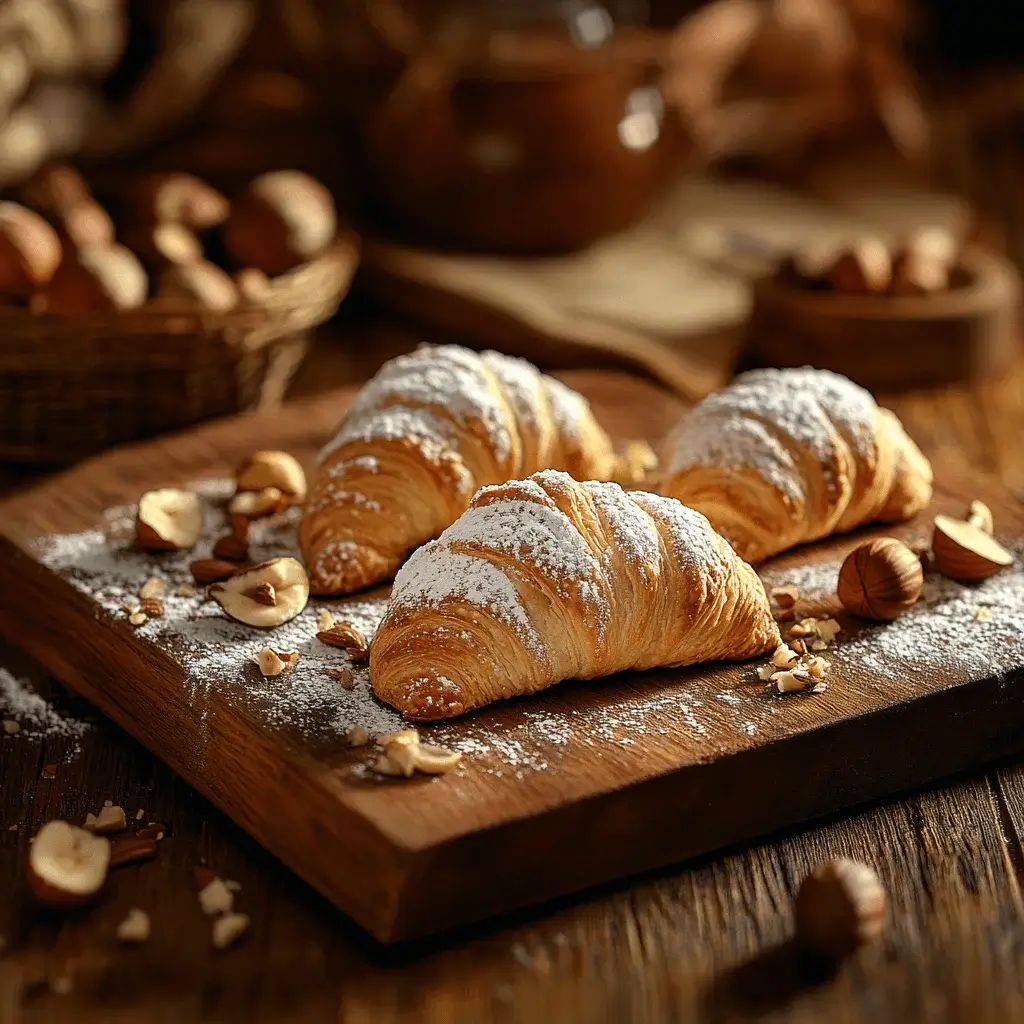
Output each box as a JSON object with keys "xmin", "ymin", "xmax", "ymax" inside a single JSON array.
[
  {"xmin": 932, "ymin": 515, "xmax": 1014, "ymax": 581},
  {"xmin": 837, "ymin": 538, "xmax": 923, "ymax": 621},
  {"xmin": 795, "ymin": 858, "xmax": 886, "ymax": 960}
]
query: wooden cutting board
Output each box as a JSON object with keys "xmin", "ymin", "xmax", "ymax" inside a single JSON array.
[{"xmin": 2, "ymin": 371, "xmax": 1023, "ymax": 944}]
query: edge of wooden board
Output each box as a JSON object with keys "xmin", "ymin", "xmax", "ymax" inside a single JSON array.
[{"xmin": 4, "ymin": 521, "xmax": 1024, "ymax": 943}]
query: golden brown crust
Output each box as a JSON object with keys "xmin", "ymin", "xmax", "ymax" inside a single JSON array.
[
  {"xmin": 370, "ymin": 470, "xmax": 780, "ymax": 720},
  {"xmin": 298, "ymin": 346, "xmax": 617, "ymax": 596}
]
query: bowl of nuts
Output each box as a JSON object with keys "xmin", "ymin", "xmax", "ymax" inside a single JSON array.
[
  {"xmin": 744, "ymin": 229, "xmax": 1021, "ymax": 392},
  {"xmin": 0, "ymin": 167, "xmax": 358, "ymax": 464}
]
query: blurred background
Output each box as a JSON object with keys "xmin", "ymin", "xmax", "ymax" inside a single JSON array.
[{"xmin": 1, "ymin": 0, "xmax": 1023, "ymax": 465}]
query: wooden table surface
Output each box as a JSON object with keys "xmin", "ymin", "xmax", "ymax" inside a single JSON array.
[{"xmin": 5, "ymin": 134, "xmax": 1024, "ymax": 1021}]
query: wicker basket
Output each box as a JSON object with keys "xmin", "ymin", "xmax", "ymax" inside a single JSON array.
[{"xmin": 0, "ymin": 234, "xmax": 359, "ymax": 464}]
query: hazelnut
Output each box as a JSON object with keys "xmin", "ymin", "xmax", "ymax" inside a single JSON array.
[
  {"xmin": 136, "ymin": 488, "xmax": 203, "ymax": 551},
  {"xmin": 158, "ymin": 260, "xmax": 239, "ymax": 312},
  {"xmin": 212, "ymin": 912, "xmax": 250, "ymax": 949},
  {"xmin": 90, "ymin": 805, "xmax": 127, "ymax": 834},
  {"xmin": 116, "ymin": 908, "xmax": 151, "ymax": 943},
  {"xmin": 826, "ymin": 238, "xmax": 892, "ymax": 294},
  {"xmin": 236, "ymin": 450, "xmax": 306, "ymax": 503},
  {"xmin": 228, "ymin": 487, "xmax": 286, "ymax": 518},
  {"xmin": 126, "ymin": 173, "xmax": 229, "ymax": 231},
  {"xmin": 38, "ymin": 243, "xmax": 147, "ymax": 314},
  {"xmin": 837, "ymin": 538, "xmax": 923, "ymax": 621},
  {"xmin": 27, "ymin": 821, "xmax": 110, "ymax": 907},
  {"xmin": 932, "ymin": 514, "xmax": 1014, "ymax": 582},
  {"xmin": 223, "ymin": 171, "xmax": 336, "ymax": 275},
  {"xmin": 209, "ymin": 557, "xmax": 309, "ymax": 628},
  {"xmin": 795, "ymin": 858, "xmax": 886, "ymax": 960},
  {"xmin": 122, "ymin": 221, "xmax": 203, "ymax": 271},
  {"xmin": 190, "ymin": 558, "xmax": 240, "ymax": 585},
  {"xmin": 0, "ymin": 201, "xmax": 62, "ymax": 295}
]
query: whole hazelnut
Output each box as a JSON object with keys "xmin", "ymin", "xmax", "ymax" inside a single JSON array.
[
  {"xmin": 38, "ymin": 244, "xmax": 148, "ymax": 315},
  {"xmin": 837, "ymin": 537, "xmax": 923, "ymax": 622},
  {"xmin": 0, "ymin": 201, "xmax": 62, "ymax": 295},
  {"xmin": 223, "ymin": 170, "xmax": 336, "ymax": 276},
  {"xmin": 795, "ymin": 858, "xmax": 886, "ymax": 960}
]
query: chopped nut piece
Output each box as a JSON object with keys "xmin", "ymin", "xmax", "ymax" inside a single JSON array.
[
  {"xmin": 967, "ymin": 500, "xmax": 994, "ymax": 535},
  {"xmin": 756, "ymin": 664, "xmax": 775, "ymax": 681},
  {"xmin": 250, "ymin": 582, "xmax": 277, "ymax": 607},
  {"xmin": 198, "ymin": 877, "xmax": 234, "ymax": 916},
  {"xmin": 129, "ymin": 611, "xmax": 148, "ymax": 627},
  {"xmin": 135, "ymin": 809, "xmax": 145, "ymax": 820},
  {"xmin": 116, "ymin": 908, "xmax": 150, "ymax": 943},
  {"xmin": 791, "ymin": 639, "xmax": 807, "ymax": 655},
  {"xmin": 84, "ymin": 813, "xmax": 98, "ymax": 829},
  {"xmin": 92, "ymin": 806, "xmax": 127, "ymax": 835},
  {"xmin": 807, "ymin": 656, "xmax": 831, "ymax": 679},
  {"xmin": 327, "ymin": 667, "xmax": 356, "ymax": 689},
  {"xmin": 3, "ymin": 719, "xmax": 19, "ymax": 734},
  {"xmin": 772, "ymin": 644, "xmax": 800, "ymax": 670},
  {"xmin": 224, "ymin": 879, "xmax": 242, "ymax": 893},
  {"xmin": 228, "ymin": 487, "xmax": 284, "ymax": 518},
  {"xmin": 374, "ymin": 755, "xmax": 407, "ymax": 777},
  {"xmin": 317, "ymin": 622, "xmax": 369, "ymax": 660},
  {"xmin": 139, "ymin": 597, "xmax": 164, "ymax": 618},
  {"xmin": 109, "ymin": 836, "xmax": 159, "ymax": 868},
  {"xmin": 139, "ymin": 577, "xmax": 166, "ymax": 601},
  {"xmin": 974, "ymin": 607, "xmax": 992, "ymax": 623},
  {"xmin": 816, "ymin": 619, "xmax": 842, "ymax": 644},
  {"xmin": 770, "ymin": 585, "xmax": 799, "ymax": 609},
  {"xmin": 252, "ymin": 649, "xmax": 298, "ymax": 678},
  {"xmin": 772, "ymin": 670, "xmax": 814, "ymax": 694},
  {"xmin": 212, "ymin": 913, "xmax": 250, "ymax": 949},
  {"xmin": 316, "ymin": 609, "xmax": 335, "ymax": 633},
  {"xmin": 811, "ymin": 640, "xmax": 828, "ymax": 652},
  {"xmin": 347, "ymin": 725, "xmax": 369, "ymax": 747},
  {"xmin": 788, "ymin": 619, "xmax": 816, "ymax": 638},
  {"xmin": 177, "ymin": 582, "xmax": 195, "ymax": 597},
  {"xmin": 103, "ymin": 800, "xmax": 112, "ymax": 808},
  {"xmin": 413, "ymin": 744, "xmax": 463, "ymax": 775}
]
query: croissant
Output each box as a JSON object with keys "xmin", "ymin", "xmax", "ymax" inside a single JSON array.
[
  {"xmin": 659, "ymin": 367, "xmax": 933, "ymax": 563},
  {"xmin": 299, "ymin": 345, "xmax": 617, "ymax": 595},
  {"xmin": 370, "ymin": 470, "xmax": 780, "ymax": 720}
]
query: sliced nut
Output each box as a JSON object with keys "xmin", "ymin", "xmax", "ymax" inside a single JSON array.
[
  {"xmin": 228, "ymin": 487, "xmax": 285, "ymax": 518},
  {"xmin": 91, "ymin": 805, "xmax": 127, "ymax": 835},
  {"xmin": 209, "ymin": 558, "xmax": 309, "ymax": 628},
  {"xmin": 199, "ymin": 877, "xmax": 234, "ymax": 916},
  {"xmin": 116, "ymin": 908, "xmax": 151, "ymax": 943},
  {"xmin": 770, "ymin": 585, "xmax": 799, "ymax": 609},
  {"xmin": 932, "ymin": 514, "xmax": 1014, "ymax": 582},
  {"xmin": 136, "ymin": 488, "xmax": 203, "ymax": 551},
  {"xmin": 967, "ymin": 500, "xmax": 994, "ymax": 535},
  {"xmin": 27, "ymin": 821, "xmax": 110, "ymax": 907},
  {"xmin": 412, "ymin": 743, "xmax": 463, "ymax": 775},
  {"xmin": 190, "ymin": 559, "xmax": 239, "ymax": 585},
  {"xmin": 139, "ymin": 577, "xmax": 166, "ymax": 601},
  {"xmin": 236, "ymin": 451, "xmax": 307, "ymax": 503},
  {"xmin": 212, "ymin": 912, "xmax": 250, "ymax": 949},
  {"xmin": 316, "ymin": 609, "xmax": 335, "ymax": 633}
]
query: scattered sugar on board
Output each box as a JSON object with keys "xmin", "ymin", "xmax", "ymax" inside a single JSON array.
[
  {"xmin": 31, "ymin": 482, "xmax": 1024, "ymax": 771},
  {"xmin": 0, "ymin": 668, "xmax": 91, "ymax": 752}
]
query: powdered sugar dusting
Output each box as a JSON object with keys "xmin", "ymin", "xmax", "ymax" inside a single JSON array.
[{"xmin": 0, "ymin": 668, "xmax": 92, "ymax": 752}]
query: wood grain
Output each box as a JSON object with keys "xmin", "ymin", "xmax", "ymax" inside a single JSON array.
[{"xmin": 3, "ymin": 373, "xmax": 1023, "ymax": 943}]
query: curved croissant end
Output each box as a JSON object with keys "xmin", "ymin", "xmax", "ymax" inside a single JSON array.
[
  {"xmin": 298, "ymin": 345, "xmax": 617, "ymax": 595},
  {"xmin": 370, "ymin": 470, "xmax": 780, "ymax": 721},
  {"xmin": 659, "ymin": 368, "xmax": 933, "ymax": 563}
]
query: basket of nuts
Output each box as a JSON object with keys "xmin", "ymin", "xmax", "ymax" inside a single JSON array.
[{"xmin": 0, "ymin": 166, "xmax": 358, "ymax": 464}]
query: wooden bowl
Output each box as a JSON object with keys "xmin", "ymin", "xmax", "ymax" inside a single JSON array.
[
  {"xmin": 0, "ymin": 235, "xmax": 359, "ymax": 464},
  {"xmin": 744, "ymin": 246, "xmax": 1022, "ymax": 392}
]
